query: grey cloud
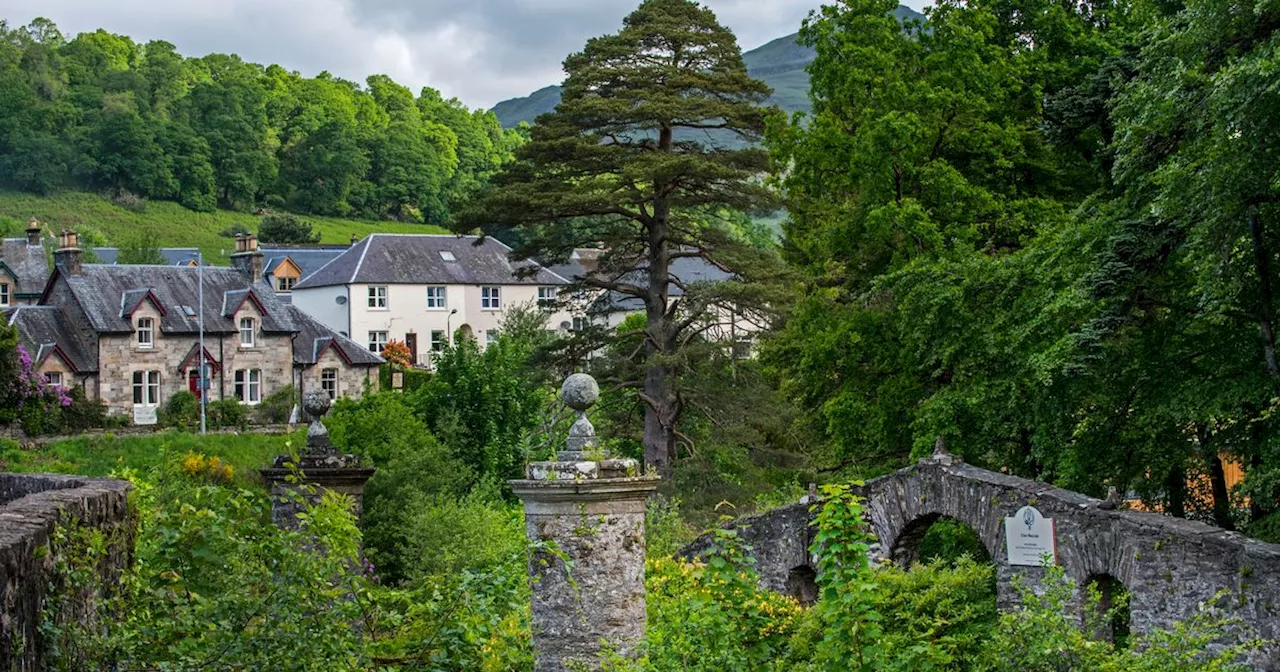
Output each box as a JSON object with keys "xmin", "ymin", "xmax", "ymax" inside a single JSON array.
[{"xmin": 0, "ymin": 0, "xmax": 930, "ymax": 108}]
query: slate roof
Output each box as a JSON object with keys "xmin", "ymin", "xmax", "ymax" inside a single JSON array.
[
  {"xmin": 287, "ymin": 304, "xmax": 384, "ymax": 366},
  {"xmin": 49, "ymin": 264, "xmax": 296, "ymax": 335},
  {"xmin": 261, "ymin": 247, "xmax": 348, "ymax": 281},
  {"xmin": 593, "ymin": 256, "xmax": 735, "ymax": 315},
  {"xmin": 92, "ymin": 247, "xmax": 201, "ymax": 266},
  {"xmin": 293, "ymin": 234, "xmax": 567, "ymax": 289},
  {"xmin": 4, "ymin": 306, "xmax": 95, "ymax": 372},
  {"xmin": 0, "ymin": 238, "xmax": 49, "ymax": 298}
]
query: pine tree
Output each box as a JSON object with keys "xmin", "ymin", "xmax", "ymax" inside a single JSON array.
[{"xmin": 457, "ymin": 0, "xmax": 778, "ymax": 475}]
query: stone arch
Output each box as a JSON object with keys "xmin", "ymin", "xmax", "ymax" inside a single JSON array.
[
  {"xmin": 1084, "ymin": 573, "xmax": 1131, "ymax": 646},
  {"xmin": 787, "ymin": 564, "xmax": 818, "ymax": 605},
  {"xmin": 457, "ymin": 324, "xmax": 475, "ymax": 341},
  {"xmin": 889, "ymin": 513, "xmax": 993, "ymax": 568}
]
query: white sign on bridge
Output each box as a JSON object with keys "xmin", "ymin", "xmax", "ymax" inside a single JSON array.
[{"xmin": 1004, "ymin": 505, "xmax": 1056, "ymax": 566}]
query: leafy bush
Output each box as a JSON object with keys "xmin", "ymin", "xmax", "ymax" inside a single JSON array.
[
  {"xmin": 257, "ymin": 212, "xmax": 320, "ymax": 244},
  {"xmin": 206, "ymin": 398, "xmax": 247, "ymax": 430},
  {"xmin": 255, "ymin": 385, "xmax": 296, "ymax": 424},
  {"xmin": 42, "ymin": 456, "xmax": 369, "ymax": 670},
  {"xmin": 102, "ymin": 188, "xmax": 147, "ymax": 212},
  {"xmin": 160, "ymin": 390, "xmax": 199, "ymax": 430},
  {"xmin": 327, "ymin": 392, "xmax": 471, "ymax": 584},
  {"xmin": 398, "ymin": 478, "xmax": 525, "ymax": 584},
  {"xmin": 219, "ymin": 223, "xmax": 251, "ymax": 238}
]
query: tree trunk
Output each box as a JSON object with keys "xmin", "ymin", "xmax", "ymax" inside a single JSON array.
[
  {"xmin": 1164, "ymin": 463, "xmax": 1186, "ymax": 519},
  {"xmin": 1249, "ymin": 209, "xmax": 1280, "ymax": 378},
  {"xmin": 1206, "ymin": 452, "xmax": 1235, "ymax": 530},
  {"xmin": 641, "ymin": 124, "xmax": 678, "ymax": 477}
]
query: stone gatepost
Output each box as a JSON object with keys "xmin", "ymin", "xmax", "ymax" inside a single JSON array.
[
  {"xmin": 260, "ymin": 390, "xmax": 375, "ymax": 530},
  {"xmin": 510, "ymin": 374, "xmax": 660, "ymax": 672}
]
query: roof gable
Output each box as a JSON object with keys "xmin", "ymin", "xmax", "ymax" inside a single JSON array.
[
  {"xmin": 120, "ymin": 288, "xmax": 167, "ymax": 319},
  {"xmin": 221, "ymin": 288, "xmax": 268, "ymax": 318}
]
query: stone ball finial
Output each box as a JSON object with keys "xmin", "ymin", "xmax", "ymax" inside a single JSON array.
[
  {"xmin": 561, "ymin": 373, "xmax": 599, "ymax": 412},
  {"xmin": 302, "ymin": 389, "xmax": 332, "ymax": 421}
]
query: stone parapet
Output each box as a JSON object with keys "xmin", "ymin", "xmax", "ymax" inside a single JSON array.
[{"xmin": 0, "ymin": 473, "xmax": 134, "ymax": 671}]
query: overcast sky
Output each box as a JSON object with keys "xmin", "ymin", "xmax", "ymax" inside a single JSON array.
[{"xmin": 1, "ymin": 0, "xmax": 931, "ymax": 110}]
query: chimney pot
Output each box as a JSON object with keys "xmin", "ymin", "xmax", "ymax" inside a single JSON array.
[
  {"xmin": 54, "ymin": 230, "xmax": 82, "ymax": 276},
  {"xmin": 231, "ymin": 234, "xmax": 265, "ymax": 283},
  {"xmin": 350, "ymin": 233, "xmax": 359, "ymax": 246},
  {"xmin": 25, "ymin": 217, "xmax": 41, "ymax": 245}
]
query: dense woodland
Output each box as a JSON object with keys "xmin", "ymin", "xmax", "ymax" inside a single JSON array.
[{"xmin": 0, "ymin": 19, "xmax": 522, "ymax": 223}]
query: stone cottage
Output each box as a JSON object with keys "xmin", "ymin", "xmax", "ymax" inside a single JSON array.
[{"xmin": 3, "ymin": 232, "xmax": 382, "ymax": 423}]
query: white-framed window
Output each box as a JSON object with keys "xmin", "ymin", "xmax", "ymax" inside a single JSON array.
[
  {"xmin": 426, "ymin": 286, "xmax": 447, "ymax": 309},
  {"xmin": 573, "ymin": 316, "xmax": 590, "ymax": 332},
  {"xmin": 430, "ymin": 330, "xmax": 446, "ymax": 352},
  {"xmin": 368, "ymin": 330, "xmax": 388, "ymax": 353},
  {"xmin": 320, "ymin": 368, "xmax": 338, "ymax": 399},
  {"xmin": 368, "ymin": 286, "xmax": 388, "ymax": 309},
  {"xmin": 239, "ymin": 317, "xmax": 255, "ymax": 347},
  {"xmin": 486, "ymin": 329, "xmax": 499, "ymax": 346},
  {"xmin": 0, "ymin": 282, "xmax": 9, "ymax": 307},
  {"xmin": 233, "ymin": 369, "xmax": 262, "ymax": 404},
  {"xmin": 132, "ymin": 370, "xmax": 160, "ymax": 406},
  {"xmin": 481, "ymin": 286, "xmax": 501, "ymax": 310},
  {"xmin": 136, "ymin": 318, "xmax": 154, "ymax": 349},
  {"xmin": 277, "ymin": 276, "xmax": 296, "ymax": 292},
  {"xmin": 45, "ymin": 372, "xmax": 63, "ymax": 387},
  {"xmin": 537, "ymin": 286, "xmax": 557, "ymax": 308}
]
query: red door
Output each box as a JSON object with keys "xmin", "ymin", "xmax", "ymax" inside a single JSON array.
[{"xmin": 188, "ymin": 370, "xmax": 201, "ymax": 399}]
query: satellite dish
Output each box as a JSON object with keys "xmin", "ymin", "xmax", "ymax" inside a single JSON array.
[{"xmin": 335, "ymin": 295, "xmax": 347, "ymax": 305}]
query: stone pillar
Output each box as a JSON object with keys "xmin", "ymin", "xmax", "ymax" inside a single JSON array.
[
  {"xmin": 260, "ymin": 390, "xmax": 375, "ymax": 530},
  {"xmin": 510, "ymin": 374, "xmax": 660, "ymax": 672}
]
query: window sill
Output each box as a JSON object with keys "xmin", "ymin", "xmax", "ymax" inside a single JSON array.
[
  {"xmin": 367, "ymin": 307, "xmax": 390, "ymax": 311},
  {"xmin": 426, "ymin": 307, "xmax": 449, "ymax": 311}
]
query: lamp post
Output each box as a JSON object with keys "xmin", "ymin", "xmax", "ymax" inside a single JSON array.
[
  {"xmin": 447, "ymin": 308, "xmax": 458, "ymax": 344},
  {"xmin": 190, "ymin": 250, "xmax": 207, "ymax": 435}
]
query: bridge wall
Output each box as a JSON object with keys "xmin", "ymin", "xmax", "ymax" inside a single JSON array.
[{"xmin": 681, "ymin": 457, "xmax": 1280, "ymax": 668}]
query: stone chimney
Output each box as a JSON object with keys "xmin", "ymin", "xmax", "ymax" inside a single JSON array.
[
  {"xmin": 231, "ymin": 233, "xmax": 264, "ymax": 283},
  {"xmin": 54, "ymin": 230, "xmax": 82, "ymax": 276},
  {"xmin": 25, "ymin": 217, "xmax": 41, "ymax": 246}
]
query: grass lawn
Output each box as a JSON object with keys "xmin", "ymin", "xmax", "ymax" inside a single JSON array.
[
  {"xmin": 0, "ymin": 190, "xmax": 449, "ymax": 263},
  {"xmin": 0, "ymin": 429, "xmax": 304, "ymax": 487}
]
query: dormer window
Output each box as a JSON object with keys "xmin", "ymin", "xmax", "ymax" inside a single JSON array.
[
  {"xmin": 239, "ymin": 317, "xmax": 256, "ymax": 347},
  {"xmin": 278, "ymin": 276, "xmax": 296, "ymax": 292},
  {"xmin": 136, "ymin": 318, "xmax": 154, "ymax": 349}
]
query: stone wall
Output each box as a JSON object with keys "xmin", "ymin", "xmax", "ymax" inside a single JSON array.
[
  {"xmin": 0, "ymin": 473, "xmax": 133, "ymax": 671},
  {"xmin": 682, "ymin": 458, "xmax": 1280, "ymax": 670}
]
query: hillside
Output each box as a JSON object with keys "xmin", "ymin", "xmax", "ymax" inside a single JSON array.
[
  {"xmin": 0, "ymin": 191, "xmax": 446, "ymax": 264},
  {"xmin": 491, "ymin": 4, "xmax": 925, "ymax": 127}
]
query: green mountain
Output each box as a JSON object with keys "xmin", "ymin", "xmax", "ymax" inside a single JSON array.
[{"xmin": 491, "ymin": 5, "xmax": 925, "ymax": 127}]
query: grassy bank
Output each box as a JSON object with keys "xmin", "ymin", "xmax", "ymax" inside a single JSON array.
[
  {"xmin": 0, "ymin": 190, "xmax": 448, "ymax": 263},
  {"xmin": 0, "ymin": 429, "xmax": 303, "ymax": 486}
]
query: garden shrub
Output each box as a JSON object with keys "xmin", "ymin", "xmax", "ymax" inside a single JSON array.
[
  {"xmin": 398, "ymin": 478, "xmax": 525, "ymax": 584},
  {"xmin": 160, "ymin": 390, "xmax": 199, "ymax": 430},
  {"xmin": 205, "ymin": 398, "xmax": 247, "ymax": 429},
  {"xmin": 255, "ymin": 384, "xmax": 296, "ymax": 424}
]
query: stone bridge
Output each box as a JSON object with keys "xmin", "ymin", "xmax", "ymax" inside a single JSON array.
[{"xmin": 681, "ymin": 454, "xmax": 1280, "ymax": 668}]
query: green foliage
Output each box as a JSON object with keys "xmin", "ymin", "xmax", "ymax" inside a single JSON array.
[
  {"xmin": 115, "ymin": 235, "xmax": 167, "ymax": 264},
  {"xmin": 398, "ymin": 479, "xmax": 525, "ymax": 584},
  {"xmin": 326, "ymin": 391, "xmax": 471, "ymax": 584},
  {"xmin": 159, "ymin": 390, "xmax": 199, "ymax": 430},
  {"xmin": 257, "ymin": 212, "xmax": 319, "ymax": 245},
  {"xmin": 41, "ymin": 454, "xmax": 371, "ymax": 670},
  {"xmin": 0, "ymin": 19, "xmax": 522, "ymax": 221},
  {"xmin": 640, "ymin": 527, "xmax": 804, "ymax": 671},
  {"xmin": 254, "ymin": 384, "xmax": 296, "ymax": 424},
  {"xmin": 410, "ymin": 327, "xmax": 547, "ymax": 483},
  {"xmin": 205, "ymin": 398, "xmax": 247, "ymax": 430},
  {"xmin": 917, "ymin": 518, "xmax": 992, "ymax": 566}
]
